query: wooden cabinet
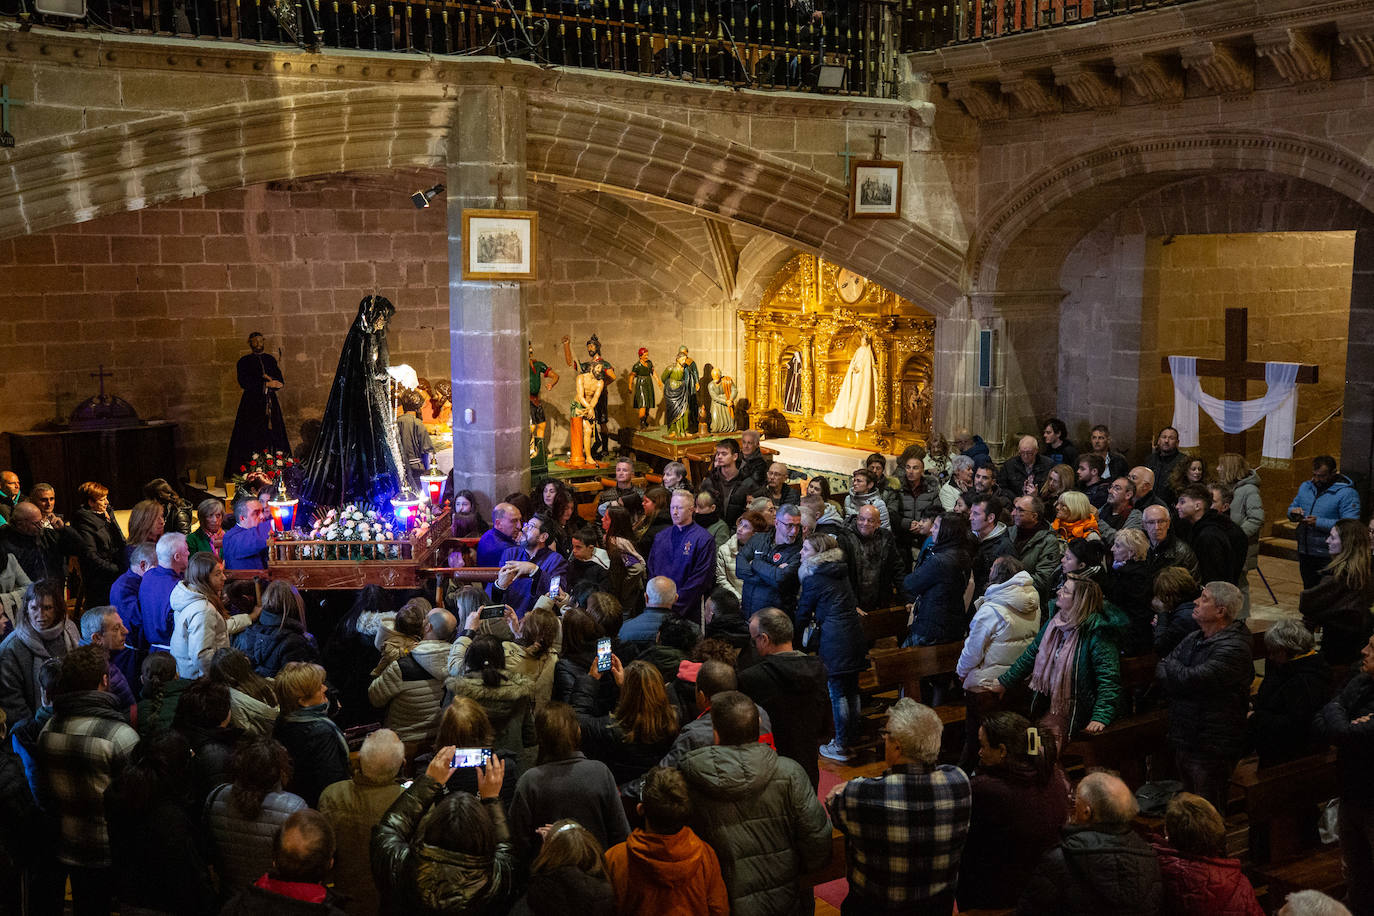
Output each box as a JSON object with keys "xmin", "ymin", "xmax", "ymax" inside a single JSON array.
[{"xmin": 4, "ymin": 422, "xmax": 179, "ymax": 514}]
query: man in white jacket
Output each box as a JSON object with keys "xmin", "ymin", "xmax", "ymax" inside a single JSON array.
[{"xmin": 955, "ymin": 558, "xmax": 1041, "ymax": 771}]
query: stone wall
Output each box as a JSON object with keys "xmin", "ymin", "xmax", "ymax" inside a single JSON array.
[
  {"xmin": 1144, "ymin": 231, "xmax": 1353, "ymax": 530},
  {"xmin": 0, "ymin": 168, "xmax": 750, "ymax": 480}
]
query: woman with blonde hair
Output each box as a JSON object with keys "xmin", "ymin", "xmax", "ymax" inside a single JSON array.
[
  {"xmin": 1034, "ymin": 464, "xmax": 1076, "ymax": 503},
  {"xmin": 125, "ymin": 499, "xmax": 166, "ymax": 556},
  {"xmin": 273, "ymin": 660, "xmax": 350, "ymax": 806},
  {"xmin": 1051, "ymin": 491, "xmax": 1100, "ymax": 543},
  {"xmin": 576, "ymin": 658, "xmax": 679, "ymax": 785},
  {"xmin": 1300, "ymin": 518, "xmax": 1374, "ymax": 664},
  {"xmin": 170, "ymin": 552, "xmax": 256, "ymax": 679},
  {"xmin": 993, "ymin": 575, "xmax": 1126, "ymax": 746}
]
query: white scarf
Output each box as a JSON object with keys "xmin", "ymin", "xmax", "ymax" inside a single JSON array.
[{"xmin": 1168, "ymin": 356, "xmax": 1301, "ymax": 462}]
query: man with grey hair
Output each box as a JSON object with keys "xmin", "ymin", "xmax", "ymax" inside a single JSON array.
[
  {"xmin": 825, "ymin": 698, "xmax": 970, "ymax": 914},
  {"xmin": 737, "ymin": 429, "xmax": 770, "ymax": 488},
  {"xmin": 997, "ymin": 435, "xmax": 1053, "ymax": 497},
  {"xmin": 1129, "ymin": 465, "xmax": 1169, "ymax": 515},
  {"xmin": 1157, "ymin": 580, "xmax": 1254, "ymax": 808},
  {"xmin": 1249, "ymin": 617, "xmax": 1330, "ymax": 768},
  {"xmin": 319, "ymin": 725, "xmax": 404, "ymax": 916},
  {"xmin": 138, "ymin": 532, "xmax": 189, "ymax": 650},
  {"xmin": 369, "ymin": 601, "xmax": 452, "ymax": 744},
  {"xmin": 1143, "ymin": 504, "xmax": 1199, "ymax": 580},
  {"xmin": 319, "ymin": 727, "xmax": 403, "ymax": 903},
  {"xmin": 736, "ymin": 503, "xmax": 802, "ymax": 620},
  {"xmin": 78, "ymin": 606, "xmax": 135, "ymax": 710},
  {"xmin": 678, "ymin": 690, "xmax": 832, "ymax": 916},
  {"xmin": 619, "ymin": 576, "xmax": 678, "ymax": 645},
  {"xmin": 1017, "ymin": 771, "xmax": 1162, "ymax": 915},
  {"xmin": 1278, "ymin": 890, "xmax": 1352, "ymax": 916},
  {"xmin": 739, "ymin": 607, "xmax": 829, "ymax": 789}
]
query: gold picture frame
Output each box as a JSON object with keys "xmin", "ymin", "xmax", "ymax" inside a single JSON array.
[
  {"xmin": 461, "ymin": 208, "xmax": 538, "ymax": 280},
  {"xmin": 849, "ymin": 160, "xmax": 903, "ymax": 220}
]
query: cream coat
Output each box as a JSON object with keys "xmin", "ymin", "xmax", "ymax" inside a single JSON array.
[{"xmin": 956, "ymin": 570, "xmax": 1041, "ymax": 689}]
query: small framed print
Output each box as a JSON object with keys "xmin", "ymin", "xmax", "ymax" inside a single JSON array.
[
  {"xmin": 849, "ymin": 160, "xmax": 903, "ymax": 219},
  {"xmin": 461, "ymin": 209, "xmax": 538, "ymax": 280}
]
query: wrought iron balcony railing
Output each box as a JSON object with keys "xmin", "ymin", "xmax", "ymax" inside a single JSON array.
[{"xmin": 2, "ymin": 0, "xmax": 900, "ymax": 96}]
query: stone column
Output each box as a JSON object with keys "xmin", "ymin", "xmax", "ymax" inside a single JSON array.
[
  {"xmin": 968, "ymin": 290, "xmax": 1065, "ymax": 455},
  {"xmin": 932, "ymin": 296, "xmax": 979, "ymax": 440},
  {"xmin": 448, "ymin": 86, "xmax": 530, "ymax": 502},
  {"xmin": 1341, "ymin": 228, "xmax": 1374, "ymax": 507}
]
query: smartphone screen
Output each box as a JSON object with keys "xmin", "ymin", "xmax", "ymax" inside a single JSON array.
[
  {"xmin": 548, "ymin": 576, "xmax": 561, "ymax": 598},
  {"xmin": 450, "ymin": 747, "xmax": 494, "ymax": 769},
  {"xmin": 479, "ymin": 604, "xmax": 505, "ymax": 620},
  {"xmin": 596, "ymin": 637, "xmax": 613, "ymax": 672}
]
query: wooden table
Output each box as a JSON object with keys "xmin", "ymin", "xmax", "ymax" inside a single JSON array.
[{"xmin": 630, "ymin": 429, "xmax": 775, "ymax": 483}]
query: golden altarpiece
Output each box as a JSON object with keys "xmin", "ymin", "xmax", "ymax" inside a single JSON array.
[{"xmin": 738, "ymin": 254, "xmax": 936, "ymax": 455}]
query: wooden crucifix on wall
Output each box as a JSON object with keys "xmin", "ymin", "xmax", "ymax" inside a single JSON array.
[{"xmin": 1159, "ymin": 307, "xmax": 1319, "ymax": 455}]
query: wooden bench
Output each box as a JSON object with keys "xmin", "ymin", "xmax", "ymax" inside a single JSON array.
[
  {"xmin": 860, "ymin": 605, "xmax": 908, "ymax": 645},
  {"xmin": 1231, "ymin": 751, "xmax": 1338, "ymax": 863},
  {"xmin": 1060, "ymin": 709, "xmax": 1168, "ymax": 789}
]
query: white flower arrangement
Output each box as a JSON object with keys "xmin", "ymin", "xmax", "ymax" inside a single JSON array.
[{"xmin": 297, "ymin": 503, "xmax": 402, "ymax": 559}]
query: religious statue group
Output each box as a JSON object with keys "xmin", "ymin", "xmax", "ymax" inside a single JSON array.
[{"xmin": 528, "ymin": 334, "xmax": 740, "ymax": 470}]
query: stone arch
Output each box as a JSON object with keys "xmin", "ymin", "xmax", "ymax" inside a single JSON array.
[
  {"xmin": 968, "ymin": 129, "xmax": 1374, "ymax": 295},
  {"xmin": 521, "ymin": 96, "xmax": 964, "ymax": 315},
  {"xmin": 0, "ymin": 80, "xmax": 963, "ymax": 315}
]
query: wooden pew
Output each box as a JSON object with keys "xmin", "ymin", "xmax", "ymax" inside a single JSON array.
[
  {"xmin": 1231, "ymin": 750, "xmax": 1338, "ymax": 862},
  {"xmin": 1060, "ymin": 710, "xmax": 1168, "ymax": 789},
  {"xmin": 860, "ymin": 605, "xmax": 908, "ymax": 645}
]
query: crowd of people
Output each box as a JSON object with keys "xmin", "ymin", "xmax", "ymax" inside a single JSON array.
[{"xmin": 0, "ymin": 418, "xmax": 1369, "ymax": 915}]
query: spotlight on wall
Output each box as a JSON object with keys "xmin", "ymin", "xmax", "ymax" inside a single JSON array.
[{"xmin": 410, "ymin": 184, "xmax": 445, "ymax": 209}]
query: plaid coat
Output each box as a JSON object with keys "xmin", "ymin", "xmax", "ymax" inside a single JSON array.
[
  {"xmin": 37, "ymin": 689, "xmax": 139, "ymax": 867},
  {"xmin": 826, "ymin": 762, "xmax": 971, "ymax": 913}
]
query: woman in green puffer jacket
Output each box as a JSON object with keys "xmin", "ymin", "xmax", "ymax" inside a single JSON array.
[{"xmin": 992, "ymin": 575, "xmax": 1126, "ymax": 748}]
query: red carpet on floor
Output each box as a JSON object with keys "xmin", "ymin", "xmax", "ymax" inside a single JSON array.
[{"xmin": 815, "ymin": 768, "xmax": 849, "ymax": 908}]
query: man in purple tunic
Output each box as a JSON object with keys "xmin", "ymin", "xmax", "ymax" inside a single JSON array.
[{"xmin": 648, "ymin": 490, "xmax": 717, "ymax": 620}]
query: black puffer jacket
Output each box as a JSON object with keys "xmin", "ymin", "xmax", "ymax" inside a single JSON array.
[
  {"xmin": 1249, "ymin": 651, "xmax": 1331, "ymax": 769},
  {"xmin": 1157, "ymin": 620, "xmax": 1254, "ymax": 760},
  {"xmin": 1015, "ymin": 822, "xmax": 1163, "ymax": 916},
  {"xmin": 796, "ymin": 549, "xmax": 866, "ymax": 678},
  {"xmin": 232, "ymin": 608, "xmax": 320, "ymax": 677},
  {"xmin": 371, "ymin": 776, "xmax": 517, "ymax": 916},
  {"xmin": 904, "ymin": 543, "xmax": 972, "ymax": 646}
]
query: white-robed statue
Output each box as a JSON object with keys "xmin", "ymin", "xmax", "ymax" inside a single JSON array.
[{"xmin": 823, "ymin": 336, "xmax": 878, "ymax": 430}]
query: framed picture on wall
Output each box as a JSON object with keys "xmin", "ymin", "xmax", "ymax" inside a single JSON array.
[
  {"xmin": 849, "ymin": 160, "xmax": 903, "ymax": 219},
  {"xmin": 461, "ymin": 209, "xmax": 538, "ymax": 280}
]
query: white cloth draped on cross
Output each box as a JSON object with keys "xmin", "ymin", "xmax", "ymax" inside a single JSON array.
[{"xmin": 1168, "ymin": 355, "xmax": 1303, "ymax": 461}]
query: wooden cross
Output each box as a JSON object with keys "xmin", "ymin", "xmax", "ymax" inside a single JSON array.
[
  {"xmin": 836, "ymin": 141, "xmax": 860, "ymax": 174},
  {"xmin": 491, "ymin": 171, "xmax": 509, "ymax": 209},
  {"xmin": 1159, "ymin": 307, "xmax": 1319, "ymax": 455},
  {"xmin": 90, "ymin": 364, "xmax": 113, "ymax": 399},
  {"xmin": 0, "ymin": 84, "xmax": 25, "ymax": 148},
  {"xmin": 868, "ymin": 128, "xmax": 886, "ymax": 160}
]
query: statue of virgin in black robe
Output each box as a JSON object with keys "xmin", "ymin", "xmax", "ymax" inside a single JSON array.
[
  {"xmin": 297, "ymin": 296, "xmax": 405, "ymax": 512},
  {"xmin": 224, "ymin": 333, "xmax": 292, "ymax": 478}
]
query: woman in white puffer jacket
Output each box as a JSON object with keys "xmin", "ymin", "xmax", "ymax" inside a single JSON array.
[
  {"xmin": 956, "ymin": 558, "xmax": 1041, "ymax": 770},
  {"xmin": 171, "ymin": 552, "xmax": 255, "ymax": 679}
]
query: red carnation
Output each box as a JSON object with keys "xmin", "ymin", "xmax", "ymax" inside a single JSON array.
[{"xmin": 239, "ymin": 464, "xmax": 247, "ymax": 472}]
